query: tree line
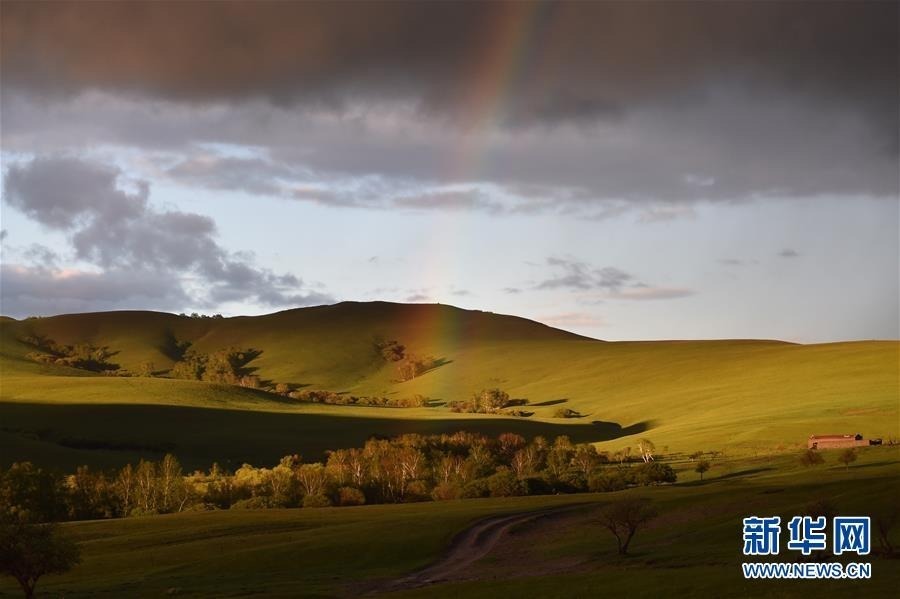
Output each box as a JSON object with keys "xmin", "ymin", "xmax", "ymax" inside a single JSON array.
[{"xmin": 1, "ymin": 432, "xmax": 678, "ymax": 523}]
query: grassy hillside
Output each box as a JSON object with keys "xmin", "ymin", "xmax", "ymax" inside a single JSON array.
[
  {"xmin": 1, "ymin": 302, "xmax": 897, "ymax": 468},
  {"xmin": 0, "ymin": 447, "xmax": 896, "ymax": 598}
]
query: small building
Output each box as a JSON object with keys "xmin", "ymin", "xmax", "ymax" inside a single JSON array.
[{"xmin": 807, "ymin": 434, "xmax": 870, "ymax": 450}]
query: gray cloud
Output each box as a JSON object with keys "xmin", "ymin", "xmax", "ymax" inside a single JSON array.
[
  {"xmin": 5, "ymin": 157, "xmax": 147, "ymax": 229},
  {"xmin": 607, "ymin": 286, "xmax": 694, "ymax": 301},
  {"xmin": 4, "ymin": 88, "xmax": 893, "ymax": 215},
  {"xmin": 1, "ymin": 156, "xmax": 332, "ymax": 315},
  {"xmin": 0, "ymin": 263, "xmax": 190, "ymax": 317},
  {"xmin": 166, "ymin": 154, "xmax": 305, "ymax": 197},
  {"xmin": 534, "ymin": 257, "xmax": 694, "ymax": 302},
  {"xmin": 536, "ymin": 258, "xmax": 632, "ymax": 292},
  {"xmin": 778, "ymin": 248, "xmax": 800, "ymax": 258}
]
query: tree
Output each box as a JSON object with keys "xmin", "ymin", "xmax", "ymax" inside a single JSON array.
[
  {"xmin": 873, "ymin": 505, "xmax": 898, "ymax": 556},
  {"xmin": 799, "ymin": 449, "xmax": 825, "ymax": 467},
  {"xmin": 695, "ymin": 460, "xmax": 711, "ymax": 480},
  {"xmin": 0, "ymin": 463, "xmax": 66, "ymax": 524},
  {"xmin": 0, "ymin": 519, "xmax": 81, "ymax": 599},
  {"xmin": 838, "ymin": 447, "xmax": 857, "ymax": 470},
  {"xmin": 375, "ymin": 338, "xmax": 405, "ymax": 362},
  {"xmin": 596, "ymin": 497, "xmax": 658, "ymax": 555},
  {"xmin": 637, "ymin": 439, "xmax": 655, "ymax": 463}
]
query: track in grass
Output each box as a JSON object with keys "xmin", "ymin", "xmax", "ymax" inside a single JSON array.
[{"xmin": 383, "ymin": 503, "xmax": 594, "ymax": 592}]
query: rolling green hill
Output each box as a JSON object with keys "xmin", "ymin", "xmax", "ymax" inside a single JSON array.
[{"xmin": 1, "ymin": 302, "xmax": 897, "ymax": 469}]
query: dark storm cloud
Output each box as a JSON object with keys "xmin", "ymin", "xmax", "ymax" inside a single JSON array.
[
  {"xmin": 1, "ymin": 157, "xmax": 332, "ymax": 315},
  {"xmin": 2, "ymin": 1, "xmax": 895, "ymax": 131},
  {"xmin": 0, "ymin": 1, "xmax": 896, "ymax": 211}
]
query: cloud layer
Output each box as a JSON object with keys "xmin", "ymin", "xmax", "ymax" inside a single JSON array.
[{"xmin": 1, "ymin": 1, "xmax": 896, "ymax": 213}]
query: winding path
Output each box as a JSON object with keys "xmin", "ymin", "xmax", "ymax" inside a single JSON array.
[{"xmin": 384, "ymin": 503, "xmax": 591, "ymax": 592}]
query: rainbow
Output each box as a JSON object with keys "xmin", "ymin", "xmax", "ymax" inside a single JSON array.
[
  {"xmin": 450, "ymin": 0, "xmax": 556, "ymax": 180},
  {"xmin": 408, "ymin": 2, "xmax": 557, "ymax": 396}
]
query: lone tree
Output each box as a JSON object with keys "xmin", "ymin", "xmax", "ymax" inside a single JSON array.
[
  {"xmin": 873, "ymin": 505, "xmax": 898, "ymax": 556},
  {"xmin": 695, "ymin": 459, "xmax": 711, "ymax": 480},
  {"xmin": 799, "ymin": 449, "xmax": 825, "ymax": 467},
  {"xmin": 637, "ymin": 438, "xmax": 656, "ymax": 463},
  {"xmin": 838, "ymin": 448, "xmax": 857, "ymax": 470},
  {"xmin": 596, "ymin": 497, "xmax": 658, "ymax": 555},
  {"xmin": 0, "ymin": 519, "xmax": 81, "ymax": 599}
]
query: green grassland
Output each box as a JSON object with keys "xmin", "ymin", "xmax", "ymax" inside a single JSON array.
[
  {"xmin": 0, "ymin": 446, "xmax": 896, "ymax": 598},
  {"xmin": 1, "ymin": 302, "xmax": 897, "ymax": 469}
]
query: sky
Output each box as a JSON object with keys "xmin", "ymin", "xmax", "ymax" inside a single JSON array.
[{"xmin": 0, "ymin": 1, "xmax": 897, "ymax": 342}]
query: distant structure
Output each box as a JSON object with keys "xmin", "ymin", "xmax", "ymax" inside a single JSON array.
[{"xmin": 807, "ymin": 433, "xmax": 881, "ymax": 450}]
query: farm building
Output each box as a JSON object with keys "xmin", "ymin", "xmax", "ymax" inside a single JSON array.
[{"xmin": 807, "ymin": 434, "xmax": 873, "ymax": 450}]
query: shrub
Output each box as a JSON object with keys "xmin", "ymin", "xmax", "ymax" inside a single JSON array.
[
  {"xmin": 431, "ymin": 482, "xmax": 462, "ymax": 501},
  {"xmin": 800, "ymin": 449, "xmax": 826, "ymax": 467},
  {"xmin": 230, "ymin": 497, "xmax": 271, "ymax": 510},
  {"xmin": 487, "ymin": 470, "xmax": 522, "ymax": 497},
  {"xmin": 553, "ymin": 407, "xmax": 581, "ymax": 418},
  {"xmin": 634, "ymin": 462, "xmax": 677, "ymax": 485},
  {"xmin": 520, "ymin": 476, "xmax": 553, "ymax": 496},
  {"xmin": 302, "ymin": 494, "xmax": 332, "ymax": 508},
  {"xmin": 405, "ymin": 480, "xmax": 432, "ymax": 502},
  {"xmin": 460, "ymin": 479, "xmax": 490, "ymax": 499},
  {"xmin": 588, "ymin": 469, "xmax": 628, "ymax": 492},
  {"xmin": 336, "ymin": 487, "xmax": 366, "ymax": 506}
]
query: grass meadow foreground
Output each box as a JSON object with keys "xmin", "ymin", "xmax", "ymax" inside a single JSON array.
[{"xmin": 0, "ymin": 447, "xmax": 897, "ymax": 598}]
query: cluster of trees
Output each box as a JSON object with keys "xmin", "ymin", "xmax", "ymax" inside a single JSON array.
[
  {"xmin": 21, "ymin": 335, "xmax": 119, "ymax": 373},
  {"xmin": 375, "ymin": 338, "xmax": 406, "ymax": 362},
  {"xmin": 0, "ymin": 457, "xmax": 191, "ymax": 523},
  {"xmin": 396, "ymin": 354, "xmax": 442, "ymax": 382},
  {"xmin": 800, "ymin": 447, "xmax": 859, "ymax": 469},
  {"xmin": 1, "ymin": 433, "xmax": 678, "ymax": 524},
  {"xmin": 449, "ymin": 388, "xmax": 529, "ymax": 415},
  {"xmin": 288, "ymin": 389, "xmax": 431, "ymax": 408},
  {"xmin": 169, "ymin": 345, "xmax": 262, "ymax": 386},
  {"xmin": 177, "ymin": 312, "xmax": 224, "ymax": 319},
  {"xmin": 374, "ymin": 337, "xmax": 444, "ymax": 382}
]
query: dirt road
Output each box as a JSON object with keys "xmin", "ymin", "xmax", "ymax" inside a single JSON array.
[{"xmin": 382, "ymin": 503, "xmax": 592, "ymax": 592}]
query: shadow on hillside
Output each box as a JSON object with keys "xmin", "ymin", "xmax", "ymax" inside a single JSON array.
[
  {"xmin": 1, "ymin": 403, "xmax": 653, "ymax": 471},
  {"xmin": 531, "ymin": 399, "xmax": 568, "ymax": 407},
  {"xmin": 836, "ymin": 460, "xmax": 897, "ymax": 471},
  {"xmin": 591, "ymin": 420, "xmax": 651, "ymax": 438},
  {"xmin": 420, "ymin": 357, "xmax": 452, "ymax": 375},
  {"xmin": 679, "ymin": 466, "xmax": 777, "ymax": 486}
]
